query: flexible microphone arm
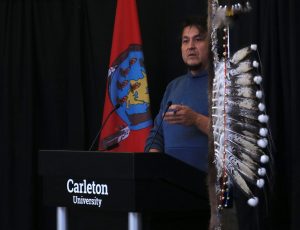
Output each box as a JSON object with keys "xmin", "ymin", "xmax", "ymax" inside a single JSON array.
[
  {"xmin": 147, "ymin": 101, "xmax": 172, "ymax": 152},
  {"xmin": 88, "ymin": 103, "xmax": 121, "ymax": 151}
]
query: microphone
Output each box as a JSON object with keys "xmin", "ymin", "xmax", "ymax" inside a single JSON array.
[
  {"xmin": 146, "ymin": 101, "xmax": 172, "ymax": 152},
  {"xmin": 88, "ymin": 103, "xmax": 121, "ymax": 151}
]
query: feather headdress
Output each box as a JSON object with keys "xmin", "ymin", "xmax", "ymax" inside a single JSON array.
[{"xmin": 208, "ymin": 0, "xmax": 272, "ymax": 225}]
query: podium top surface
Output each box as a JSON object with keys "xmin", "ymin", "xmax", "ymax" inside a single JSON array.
[{"xmin": 39, "ymin": 150, "xmax": 205, "ymax": 179}]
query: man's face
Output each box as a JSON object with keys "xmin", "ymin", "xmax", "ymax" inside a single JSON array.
[{"xmin": 181, "ymin": 25, "xmax": 208, "ymax": 71}]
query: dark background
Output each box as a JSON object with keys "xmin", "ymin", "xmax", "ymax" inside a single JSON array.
[{"xmin": 0, "ymin": 0, "xmax": 299, "ymax": 229}]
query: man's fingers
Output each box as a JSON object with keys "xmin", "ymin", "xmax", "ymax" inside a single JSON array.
[
  {"xmin": 163, "ymin": 104, "xmax": 194, "ymax": 125},
  {"xmin": 164, "ymin": 112, "xmax": 184, "ymax": 124}
]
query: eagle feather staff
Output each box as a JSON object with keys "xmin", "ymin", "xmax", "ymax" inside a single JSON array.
[{"xmin": 207, "ymin": 0, "xmax": 273, "ymax": 229}]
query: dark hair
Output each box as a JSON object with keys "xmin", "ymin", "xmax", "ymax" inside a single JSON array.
[{"xmin": 180, "ymin": 15, "xmax": 207, "ymax": 39}]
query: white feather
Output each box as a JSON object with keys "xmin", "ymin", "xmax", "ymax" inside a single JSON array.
[
  {"xmin": 230, "ymin": 46, "xmax": 251, "ymax": 64},
  {"xmin": 230, "ymin": 61, "xmax": 253, "ymax": 76}
]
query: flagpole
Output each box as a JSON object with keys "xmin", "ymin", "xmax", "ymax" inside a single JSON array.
[{"xmin": 128, "ymin": 212, "xmax": 142, "ymax": 230}]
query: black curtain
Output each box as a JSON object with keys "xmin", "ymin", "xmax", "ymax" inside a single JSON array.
[{"xmin": 0, "ymin": 0, "xmax": 299, "ymax": 230}]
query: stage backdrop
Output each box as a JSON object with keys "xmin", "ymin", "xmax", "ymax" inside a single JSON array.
[{"xmin": 0, "ymin": 0, "xmax": 299, "ymax": 230}]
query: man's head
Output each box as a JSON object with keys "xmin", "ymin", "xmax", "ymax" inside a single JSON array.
[{"xmin": 180, "ymin": 16, "xmax": 208, "ymax": 74}]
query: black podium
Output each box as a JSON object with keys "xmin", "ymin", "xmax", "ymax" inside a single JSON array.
[{"xmin": 38, "ymin": 150, "xmax": 209, "ymax": 230}]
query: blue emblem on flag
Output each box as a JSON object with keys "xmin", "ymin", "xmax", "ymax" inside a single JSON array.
[{"xmin": 108, "ymin": 45, "xmax": 152, "ymax": 130}]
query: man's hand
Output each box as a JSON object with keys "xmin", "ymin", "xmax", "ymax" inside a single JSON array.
[{"xmin": 163, "ymin": 104, "xmax": 209, "ymax": 135}]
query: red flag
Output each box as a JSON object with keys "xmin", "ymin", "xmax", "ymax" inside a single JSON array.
[{"xmin": 99, "ymin": 0, "xmax": 152, "ymax": 152}]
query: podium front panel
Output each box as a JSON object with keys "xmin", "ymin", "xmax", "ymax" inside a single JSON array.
[{"xmin": 39, "ymin": 150, "xmax": 209, "ymax": 212}]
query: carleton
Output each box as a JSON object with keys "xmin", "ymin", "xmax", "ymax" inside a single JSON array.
[{"xmin": 66, "ymin": 179, "xmax": 109, "ymax": 195}]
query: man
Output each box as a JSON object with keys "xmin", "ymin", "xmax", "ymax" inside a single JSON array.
[
  {"xmin": 144, "ymin": 16, "xmax": 210, "ymax": 229},
  {"xmin": 145, "ymin": 16, "xmax": 209, "ymax": 172}
]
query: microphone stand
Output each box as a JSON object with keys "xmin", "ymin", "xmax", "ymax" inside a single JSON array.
[
  {"xmin": 146, "ymin": 101, "xmax": 172, "ymax": 152},
  {"xmin": 88, "ymin": 104, "xmax": 120, "ymax": 151}
]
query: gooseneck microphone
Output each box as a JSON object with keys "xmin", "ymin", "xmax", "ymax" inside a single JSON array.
[
  {"xmin": 88, "ymin": 103, "xmax": 121, "ymax": 151},
  {"xmin": 147, "ymin": 101, "xmax": 172, "ymax": 152}
]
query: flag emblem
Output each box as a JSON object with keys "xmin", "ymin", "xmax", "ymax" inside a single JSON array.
[{"xmin": 108, "ymin": 44, "xmax": 151, "ymax": 131}]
